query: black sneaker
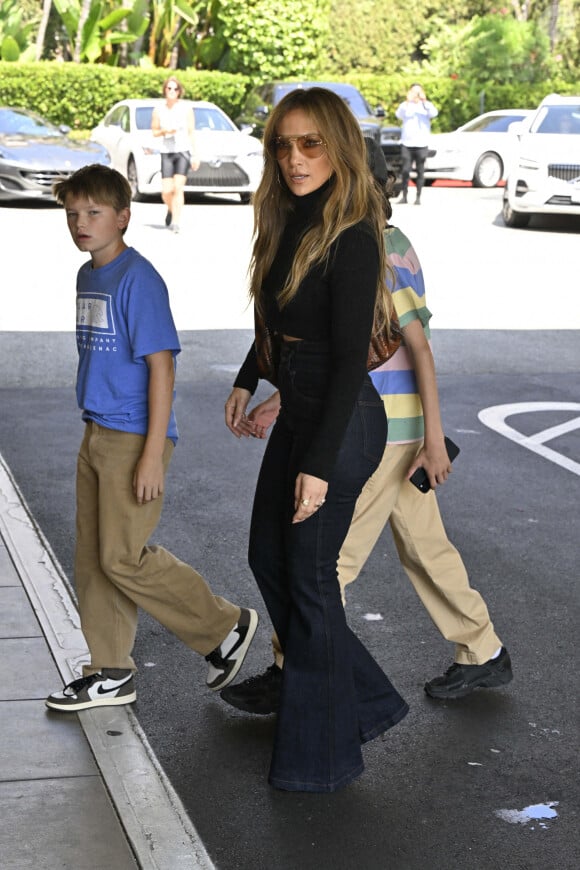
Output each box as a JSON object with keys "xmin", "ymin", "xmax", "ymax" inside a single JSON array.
[
  {"xmin": 424, "ymin": 647, "xmax": 513, "ymax": 700},
  {"xmin": 220, "ymin": 663, "xmax": 282, "ymax": 714},
  {"xmin": 45, "ymin": 671, "xmax": 136, "ymax": 712},
  {"xmin": 205, "ymin": 608, "xmax": 258, "ymax": 691},
  {"xmin": 165, "ymin": 209, "xmax": 172, "ymax": 226}
]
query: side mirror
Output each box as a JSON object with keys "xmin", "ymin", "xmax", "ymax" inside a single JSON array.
[
  {"xmin": 59, "ymin": 124, "xmax": 71, "ymax": 135},
  {"xmin": 507, "ymin": 121, "xmax": 524, "ymax": 136},
  {"xmin": 375, "ymin": 105, "xmax": 385, "ymax": 118}
]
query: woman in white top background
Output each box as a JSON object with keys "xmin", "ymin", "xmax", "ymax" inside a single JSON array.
[
  {"xmin": 152, "ymin": 76, "xmax": 200, "ymax": 233},
  {"xmin": 395, "ymin": 84, "xmax": 438, "ymax": 206}
]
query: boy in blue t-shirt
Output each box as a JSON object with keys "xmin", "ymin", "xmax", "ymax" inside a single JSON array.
[{"xmin": 46, "ymin": 164, "xmax": 257, "ymax": 712}]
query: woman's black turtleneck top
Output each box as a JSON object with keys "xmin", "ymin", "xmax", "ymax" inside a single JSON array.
[{"xmin": 234, "ymin": 182, "xmax": 380, "ymax": 481}]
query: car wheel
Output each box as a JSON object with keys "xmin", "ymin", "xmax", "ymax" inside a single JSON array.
[
  {"xmin": 502, "ymin": 194, "xmax": 530, "ymax": 228},
  {"xmin": 239, "ymin": 192, "xmax": 252, "ymax": 204},
  {"xmin": 127, "ymin": 156, "xmax": 143, "ymax": 202},
  {"xmin": 473, "ymin": 152, "xmax": 503, "ymax": 188}
]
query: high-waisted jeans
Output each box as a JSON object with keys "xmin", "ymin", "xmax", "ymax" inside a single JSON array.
[{"xmin": 248, "ymin": 340, "xmax": 408, "ymax": 793}]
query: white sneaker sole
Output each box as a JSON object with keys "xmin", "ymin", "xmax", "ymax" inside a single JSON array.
[{"xmin": 45, "ymin": 690, "xmax": 137, "ymax": 712}]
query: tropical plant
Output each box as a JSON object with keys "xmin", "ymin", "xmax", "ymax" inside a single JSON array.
[
  {"xmin": 145, "ymin": 0, "xmax": 203, "ymax": 68},
  {"xmin": 195, "ymin": 0, "xmax": 331, "ymax": 78},
  {"xmin": 0, "ymin": 0, "xmax": 38, "ymax": 62},
  {"xmin": 52, "ymin": 0, "xmax": 150, "ymax": 63},
  {"xmin": 324, "ymin": 0, "xmax": 430, "ymax": 74},
  {"xmin": 420, "ymin": 12, "xmax": 555, "ymax": 86}
]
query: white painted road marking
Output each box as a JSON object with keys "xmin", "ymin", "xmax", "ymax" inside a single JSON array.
[{"xmin": 478, "ymin": 402, "xmax": 580, "ymax": 476}]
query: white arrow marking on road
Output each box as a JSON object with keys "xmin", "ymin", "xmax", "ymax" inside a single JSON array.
[{"xmin": 478, "ymin": 402, "xmax": 580, "ymax": 477}]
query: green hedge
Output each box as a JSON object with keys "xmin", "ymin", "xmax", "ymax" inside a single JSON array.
[
  {"xmin": 0, "ymin": 62, "xmax": 578, "ymax": 133},
  {"xmin": 0, "ymin": 62, "xmax": 252, "ymax": 129}
]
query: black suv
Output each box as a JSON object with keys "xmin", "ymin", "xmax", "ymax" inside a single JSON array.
[{"xmin": 237, "ymin": 81, "xmax": 401, "ymax": 174}]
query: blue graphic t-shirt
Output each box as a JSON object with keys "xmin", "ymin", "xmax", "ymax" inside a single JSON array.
[{"xmin": 76, "ymin": 247, "xmax": 181, "ymax": 443}]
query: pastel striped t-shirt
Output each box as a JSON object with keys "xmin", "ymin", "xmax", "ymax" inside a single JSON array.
[{"xmin": 370, "ymin": 226, "xmax": 432, "ymax": 444}]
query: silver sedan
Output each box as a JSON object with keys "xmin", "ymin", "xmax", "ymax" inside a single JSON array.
[{"xmin": 0, "ymin": 106, "xmax": 110, "ymax": 202}]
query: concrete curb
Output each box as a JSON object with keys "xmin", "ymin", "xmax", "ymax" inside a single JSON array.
[{"xmin": 0, "ymin": 452, "xmax": 216, "ymax": 870}]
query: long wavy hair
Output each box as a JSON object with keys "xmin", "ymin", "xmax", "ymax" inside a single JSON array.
[{"xmin": 250, "ymin": 87, "xmax": 394, "ymax": 335}]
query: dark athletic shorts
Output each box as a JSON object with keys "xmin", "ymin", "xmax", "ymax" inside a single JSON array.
[{"xmin": 161, "ymin": 152, "xmax": 191, "ymax": 178}]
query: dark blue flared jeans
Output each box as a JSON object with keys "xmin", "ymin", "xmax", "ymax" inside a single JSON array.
[{"xmin": 248, "ymin": 340, "xmax": 408, "ymax": 793}]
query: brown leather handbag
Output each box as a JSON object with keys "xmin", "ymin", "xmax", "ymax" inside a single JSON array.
[
  {"xmin": 254, "ymin": 310, "xmax": 281, "ymax": 386},
  {"xmin": 367, "ymin": 313, "xmax": 402, "ymax": 371}
]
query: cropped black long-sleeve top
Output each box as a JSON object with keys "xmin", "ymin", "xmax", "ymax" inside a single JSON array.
[{"xmin": 234, "ymin": 182, "xmax": 380, "ymax": 481}]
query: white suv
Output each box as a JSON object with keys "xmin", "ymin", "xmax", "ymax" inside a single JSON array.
[{"xmin": 502, "ymin": 94, "xmax": 580, "ymax": 227}]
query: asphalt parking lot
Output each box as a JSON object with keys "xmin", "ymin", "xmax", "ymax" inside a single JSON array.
[{"xmin": 1, "ymin": 186, "xmax": 579, "ymax": 869}]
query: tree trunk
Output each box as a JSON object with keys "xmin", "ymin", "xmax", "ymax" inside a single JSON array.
[
  {"xmin": 169, "ymin": 19, "xmax": 180, "ymax": 68},
  {"xmin": 548, "ymin": 0, "xmax": 560, "ymax": 50},
  {"xmin": 510, "ymin": 0, "xmax": 530, "ymax": 22},
  {"xmin": 35, "ymin": 0, "xmax": 53, "ymax": 61},
  {"xmin": 74, "ymin": 0, "xmax": 93, "ymax": 63},
  {"xmin": 118, "ymin": 0, "xmax": 132, "ymax": 67}
]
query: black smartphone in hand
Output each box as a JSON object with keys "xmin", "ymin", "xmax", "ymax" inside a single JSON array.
[{"xmin": 409, "ymin": 436, "xmax": 460, "ymax": 493}]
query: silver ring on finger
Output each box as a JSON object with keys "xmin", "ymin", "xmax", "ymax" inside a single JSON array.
[{"xmin": 301, "ymin": 498, "xmax": 310, "ymax": 507}]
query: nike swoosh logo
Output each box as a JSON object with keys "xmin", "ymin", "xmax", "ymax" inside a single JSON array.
[{"xmin": 97, "ymin": 679, "xmax": 131, "ymax": 695}]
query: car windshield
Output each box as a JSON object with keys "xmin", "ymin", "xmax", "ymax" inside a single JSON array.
[
  {"xmin": 194, "ymin": 107, "xmax": 236, "ymax": 131},
  {"xmin": 532, "ymin": 105, "xmax": 580, "ymax": 134},
  {"xmin": 0, "ymin": 108, "xmax": 62, "ymax": 138},
  {"xmin": 463, "ymin": 114, "xmax": 527, "ymax": 133},
  {"xmin": 274, "ymin": 84, "xmax": 373, "ymax": 118},
  {"xmin": 134, "ymin": 105, "xmax": 236, "ymax": 132}
]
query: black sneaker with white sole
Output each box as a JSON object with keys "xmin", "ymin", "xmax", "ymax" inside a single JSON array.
[
  {"xmin": 46, "ymin": 671, "xmax": 136, "ymax": 712},
  {"xmin": 424, "ymin": 647, "xmax": 513, "ymax": 700},
  {"xmin": 205, "ymin": 607, "xmax": 258, "ymax": 691},
  {"xmin": 220, "ymin": 663, "xmax": 282, "ymax": 715}
]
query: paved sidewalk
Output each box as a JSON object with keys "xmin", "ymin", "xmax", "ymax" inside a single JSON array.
[{"xmin": 0, "ymin": 454, "xmax": 215, "ymax": 870}]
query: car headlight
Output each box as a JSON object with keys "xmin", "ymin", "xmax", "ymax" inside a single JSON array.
[{"xmin": 518, "ymin": 157, "xmax": 540, "ymax": 170}]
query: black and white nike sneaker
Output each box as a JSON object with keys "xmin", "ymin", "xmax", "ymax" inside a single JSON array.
[
  {"xmin": 205, "ymin": 608, "xmax": 259, "ymax": 691},
  {"xmin": 45, "ymin": 671, "xmax": 136, "ymax": 712}
]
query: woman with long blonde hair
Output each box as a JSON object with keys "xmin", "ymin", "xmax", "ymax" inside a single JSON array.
[{"xmin": 224, "ymin": 87, "xmax": 408, "ymax": 793}]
